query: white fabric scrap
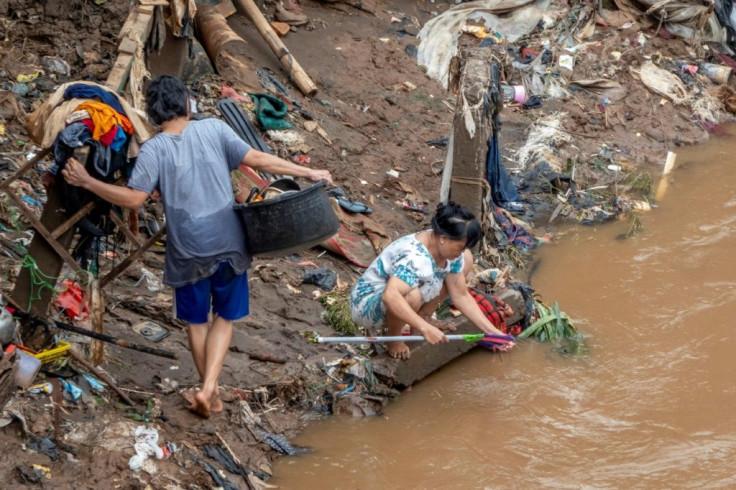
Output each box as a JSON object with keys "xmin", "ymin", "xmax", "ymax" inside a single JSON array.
[{"xmin": 417, "ymin": 0, "xmax": 551, "ymax": 88}]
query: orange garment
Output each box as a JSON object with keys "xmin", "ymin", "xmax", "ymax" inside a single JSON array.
[{"xmin": 76, "ymin": 101, "xmax": 134, "ymax": 140}]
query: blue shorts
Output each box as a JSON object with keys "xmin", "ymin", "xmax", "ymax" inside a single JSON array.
[{"xmin": 174, "ymin": 262, "xmax": 249, "ymax": 324}]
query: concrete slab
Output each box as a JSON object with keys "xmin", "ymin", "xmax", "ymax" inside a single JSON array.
[{"xmin": 372, "ymin": 288, "xmax": 525, "ymax": 389}]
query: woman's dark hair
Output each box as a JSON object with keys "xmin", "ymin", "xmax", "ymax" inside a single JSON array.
[
  {"xmin": 145, "ymin": 75, "xmax": 189, "ymax": 125},
  {"xmin": 431, "ymin": 201, "xmax": 482, "ymax": 249}
]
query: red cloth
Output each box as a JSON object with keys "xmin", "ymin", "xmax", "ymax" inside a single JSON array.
[
  {"xmin": 714, "ymin": 52, "xmax": 736, "ymax": 71},
  {"xmin": 99, "ymin": 124, "xmax": 118, "ymax": 146},
  {"xmin": 80, "ymin": 118, "xmax": 95, "ymax": 135},
  {"xmin": 77, "ymin": 118, "xmax": 117, "ymax": 146}
]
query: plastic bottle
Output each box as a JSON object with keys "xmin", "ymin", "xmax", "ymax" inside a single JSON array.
[{"xmin": 501, "ymin": 84, "xmax": 527, "ymax": 104}]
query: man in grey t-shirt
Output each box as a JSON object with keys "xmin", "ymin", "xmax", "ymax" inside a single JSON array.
[{"xmin": 62, "ymin": 76, "xmax": 332, "ymax": 418}]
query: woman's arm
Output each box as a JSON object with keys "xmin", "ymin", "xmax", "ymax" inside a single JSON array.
[
  {"xmin": 445, "ymin": 272, "xmax": 508, "ymax": 336},
  {"xmin": 382, "ymin": 277, "xmax": 447, "ymax": 344}
]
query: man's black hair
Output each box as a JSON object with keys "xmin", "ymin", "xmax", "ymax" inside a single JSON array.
[
  {"xmin": 145, "ymin": 75, "xmax": 189, "ymax": 125},
  {"xmin": 430, "ymin": 201, "xmax": 483, "ymax": 249}
]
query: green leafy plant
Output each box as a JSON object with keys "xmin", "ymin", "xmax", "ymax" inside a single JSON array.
[
  {"xmin": 517, "ymin": 300, "xmax": 581, "ymax": 342},
  {"xmin": 319, "ymin": 289, "xmax": 361, "ymax": 335}
]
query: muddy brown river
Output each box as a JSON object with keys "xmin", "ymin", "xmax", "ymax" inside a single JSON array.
[{"xmin": 273, "ymin": 129, "xmax": 736, "ymax": 488}]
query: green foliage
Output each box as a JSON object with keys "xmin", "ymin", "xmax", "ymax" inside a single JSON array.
[
  {"xmin": 623, "ymin": 171, "xmax": 654, "ymax": 199},
  {"xmin": 319, "ymin": 289, "xmax": 361, "ymax": 336},
  {"xmin": 517, "ymin": 300, "xmax": 582, "ymax": 344}
]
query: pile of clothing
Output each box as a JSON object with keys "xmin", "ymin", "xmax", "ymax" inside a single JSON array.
[{"xmin": 25, "ymin": 81, "xmax": 154, "ymax": 267}]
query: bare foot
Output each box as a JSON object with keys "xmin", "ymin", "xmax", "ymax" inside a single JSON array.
[
  {"xmin": 181, "ymin": 388, "xmax": 197, "ymax": 408},
  {"xmin": 210, "ymin": 391, "xmax": 224, "ymax": 413},
  {"xmin": 190, "ymin": 390, "xmax": 211, "ymax": 419},
  {"xmin": 387, "ymin": 341, "xmax": 410, "ymax": 360}
]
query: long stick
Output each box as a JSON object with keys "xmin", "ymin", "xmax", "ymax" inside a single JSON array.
[
  {"xmin": 69, "ymin": 348, "xmax": 136, "ymax": 406},
  {"xmin": 655, "ymin": 151, "xmax": 677, "ymax": 202},
  {"xmin": 53, "ymin": 320, "xmax": 179, "ymax": 359},
  {"xmin": 315, "ymin": 334, "xmax": 488, "ymax": 343},
  {"xmin": 231, "ymin": 0, "xmax": 318, "ymax": 96}
]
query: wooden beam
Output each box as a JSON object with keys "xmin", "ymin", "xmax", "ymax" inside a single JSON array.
[
  {"xmin": 99, "ymin": 224, "xmax": 167, "ymax": 289},
  {"xmin": 10, "ymin": 178, "xmax": 79, "ymax": 315},
  {"xmin": 108, "ymin": 210, "xmax": 142, "ymax": 247},
  {"xmin": 6, "ymin": 191, "xmax": 82, "ymax": 272},
  {"xmin": 0, "ymin": 148, "xmax": 52, "ymax": 193},
  {"xmin": 231, "ymin": 0, "xmax": 318, "ymax": 96},
  {"xmin": 447, "ymin": 46, "xmax": 496, "ymax": 220},
  {"xmin": 105, "ymin": 3, "xmax": 157, "ymax": 93},
  {"xmin": 50, "ymin": 201, "xmax": 96, "ymax": 240}
]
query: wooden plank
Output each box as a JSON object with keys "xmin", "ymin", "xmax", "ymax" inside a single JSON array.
[
  {"xmin": 0, "ymin": 148, "xmax": 52, "ymax": 193},
  {"xmin": 106, "ymin": 3, "xmax": 156, "ymax": 92},
  {"xmin": 104, "ymin": 53, "xmax": 135, "ymax": 94},
  {"xmin": 448, "ymin": 46, "xmax": 496, "ymax": 220},
  {"xmin": 118, "ymin": 37, "xmax": 139, "ymax": 55},
  {"xmin": 99, "ymin": 224, "xmax": 167, "ymax": 289},
  {"xmin": 109, "ymin": 210, "xmax": 142, "ymax": 247},
  {"xmin": 50, "ymin": 201, "xmax": 96, "ymax": 239},
  {"xmin": 6, "ymin": 191, "xmax": 82, "ymax": 272}
]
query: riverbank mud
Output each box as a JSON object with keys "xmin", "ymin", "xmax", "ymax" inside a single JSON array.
[{"xmin": 1, "ymin": 0, "xmax": 733, "ymax": 486}]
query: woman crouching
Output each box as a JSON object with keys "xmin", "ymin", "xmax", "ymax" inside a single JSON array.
[{"xmin": 350, "ymin": 201, "xmax": 514, "ymax": 359}]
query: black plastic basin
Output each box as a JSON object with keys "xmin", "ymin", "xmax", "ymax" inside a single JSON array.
[{"xmin": 234, "ymin": 180, "xmax": 339, "ymax": 257}]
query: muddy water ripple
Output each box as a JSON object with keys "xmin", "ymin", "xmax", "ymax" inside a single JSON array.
[{"xmin": 273, "ymin": 128, "xmax": 736, "ymax": 489}]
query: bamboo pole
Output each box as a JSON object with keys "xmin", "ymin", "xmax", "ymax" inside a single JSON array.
[
  {"xmin": 69, "ymin": 348, "xmax": 136, "ymax": 406},
  {"xmin": 655, "ymin": 151, "xmax": 677, "ymax": 202},
  {"xmin": 231, "ymin": 0, "xmax": 318, "ymax": 96}
]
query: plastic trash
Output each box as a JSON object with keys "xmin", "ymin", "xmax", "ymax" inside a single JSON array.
[
  {"xmin": 558, "ymin": 54, "xmax": 574, "ymax": 71},
  {"xmin": 41, "ymin": 56, "xmax": 70, "ymax": 77},
  {"xmin": 28, "ymin": 382, "xmax": 53, "ymax": 395},
  {"xmin": 699, "ymin": 63, "xmax": 732, "ymax": 84},
  {"xmin": 0, "ymin": 305, "xmax": 17, "ymax": 345},
  {"xmin": 52, "ymin": 280, "xmax": 88, "ymax": 319},
  {"xmin": 635, "ymin": 61, "xmax": 689, "ymax": 104},
  {"xmin": 501, "ymin": 84, "xmax": 527, "ymax": 103},
  {"xmin": 14, "ymin": 348, "xmax": 42, "ymax": 389},
  {"xmin": 59, "ymin": 379, "xmax": 83, "ymax": 402},
  {"xmin": 82, "ymin": 373, "xmax": 105, "ymax": 394},
  {"xmin": 128, "ymin": 426, "xmax": 165, "ymax": 471},
  {"xmin": 302, "ymin": 268, "xmax": 337, "ymax": 291}
]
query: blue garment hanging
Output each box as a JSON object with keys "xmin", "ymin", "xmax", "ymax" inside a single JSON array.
[
  {"xmin": 485, "ymin": 61, "xmax": 522, "ymax": 211},
  {"xmin": 63, "ymin": 84, "xmax": 127, "ymax": 116}
]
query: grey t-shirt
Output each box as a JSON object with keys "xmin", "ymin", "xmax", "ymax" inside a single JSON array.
[{"xmin": 128, "ymin": 118, "xmax": 252, "ymax": 287}]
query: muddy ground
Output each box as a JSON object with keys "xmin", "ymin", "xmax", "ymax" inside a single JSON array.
[{"xmin": 0, "ymin": 0, "xmax": 732, "ymax": 487}]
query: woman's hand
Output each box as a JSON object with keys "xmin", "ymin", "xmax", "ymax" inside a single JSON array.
[{"xmin": 420, "ymin": 323, "xmax": 448, "ymax": 344}]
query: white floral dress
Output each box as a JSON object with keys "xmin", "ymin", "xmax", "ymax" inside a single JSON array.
[{"xmin": 350, "ymin": 232, "xmax": 464, "ymax": 329}]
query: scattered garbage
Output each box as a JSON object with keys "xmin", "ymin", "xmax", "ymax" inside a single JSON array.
[
  {"xmin": 302, "ymin": 268, "xmax": 338, "ymax": 291},
  {"xmin": 26, "ymin": 435, "xmax": 59, "ymax": 461},
  {"xmin": 132, "ymin": 321, "xmax": 170, "ymax": 342},
  {"xmin": 27, "ymin": 382, "xmax": 53, "ymax": 395},
  {"xmin": 16, "ymin": 463, "xmax": 51, "ymax": 484},
  {"xmin": 255, "ymin": 427, "xmax": 308, "ymax": 455},
  {"xmin": 52, "ymin": 281, "xmax": 88, "ymax": 319},
  {"xmin": 4, "ymin": 345, "xmax": 41, "ymax": 389},
  {"xmin": 0, "ymin": 304, "xmax": 18, "ymax": 345},
  {"xmin": 59, "ymin": 378, "xmax": 83, "ymax": 402},
  {"xmin": 128, "ymin": 425, "xmax": 171, "ymax": 471},
  {"xmin": 634, "ymin": 61, "xmax": 689, "ymax": 104},
  {"xmin": 700, "ymin": 62, "xmax": 732, "ymax": 84}
]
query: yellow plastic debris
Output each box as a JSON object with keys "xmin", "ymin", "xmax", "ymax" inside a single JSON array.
[{"xmin": 16, "ymin": 70, "xmax": 43, "ymax": 83}]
